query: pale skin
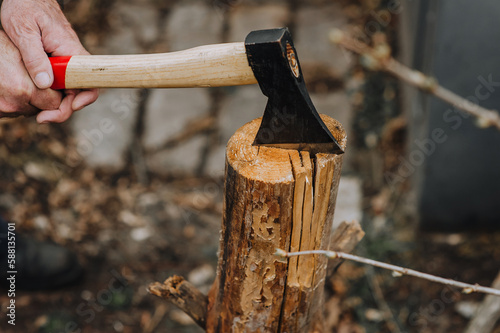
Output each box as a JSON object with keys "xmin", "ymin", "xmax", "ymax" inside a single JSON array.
[{"xmin": 0, "ymin": 0, "xmax": 99, "ymax": 123}]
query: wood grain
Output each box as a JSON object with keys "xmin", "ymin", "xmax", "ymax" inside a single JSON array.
[{"xmin": 64, "ymin": 42, "xmax": 257, "ymax": 89}]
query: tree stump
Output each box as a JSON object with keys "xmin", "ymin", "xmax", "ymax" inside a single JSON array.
[{"xmin": 206, "ymin": 115, "xmax": 347, "ymax": 332}]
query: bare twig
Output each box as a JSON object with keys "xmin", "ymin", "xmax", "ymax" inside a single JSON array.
[
  {"xmin": 329, "ymin": 29, "xmax": 500, "ymax": 130},
  {"xmin": 275, "ymin": 249, "xmax": 500, "ymax": 297}
]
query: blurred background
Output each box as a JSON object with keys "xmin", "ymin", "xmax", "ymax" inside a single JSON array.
[{"xmin": 1, "ymin": 0, "xmax": 499, "ymax": 332}]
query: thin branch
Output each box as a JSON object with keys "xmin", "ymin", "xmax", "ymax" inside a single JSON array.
[
  {"xmin": 275, "ymin": 249, "xmax": 500, "ymax": 297},
  {"xmin": 329, "ymin": 29, "xmax": 500, "ymax": 130}
]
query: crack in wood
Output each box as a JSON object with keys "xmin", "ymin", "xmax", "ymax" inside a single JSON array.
[{"xmin": 205, "ymin": 116, "xmax": 347, "ymax": 332}]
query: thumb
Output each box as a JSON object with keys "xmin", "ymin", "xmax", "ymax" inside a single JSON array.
[{"xmin": 13, "ymin": 33, "xmax": 54, "ymax": 89}]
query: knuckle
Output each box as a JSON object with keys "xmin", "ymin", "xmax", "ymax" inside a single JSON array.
[
  {"xmin": 22, "ymin": 55, "xmax": 45, "ymax": 70},
  {"xmin": 9, "ymin": 19, "xmax": 38, "ymax": 41},
  {"xmin": 31, "ymin": 90, "xmax": 63, "ymax": 111}
]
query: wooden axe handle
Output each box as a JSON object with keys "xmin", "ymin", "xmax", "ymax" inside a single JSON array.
[{"xmin": 50, "ymin": 42, "xmax": 258, "ymax": 89}]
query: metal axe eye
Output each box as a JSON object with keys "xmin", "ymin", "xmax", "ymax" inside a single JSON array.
[{"xmin": 286, "ymin": 43, "xmax": 300, "ymax": 78}]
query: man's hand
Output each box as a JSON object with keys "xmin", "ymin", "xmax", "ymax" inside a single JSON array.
[
  {"xmin": 1, "ymin": 0, "xmax": 98, "ymax": 123},
  {"xmin": 0, "ymin": 30, "xmax": 62, "ymax": 119}
]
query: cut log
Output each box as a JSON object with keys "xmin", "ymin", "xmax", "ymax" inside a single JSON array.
[{"xmin": 206, "ymin": 115, "xmax": 347, "ymax": 332}]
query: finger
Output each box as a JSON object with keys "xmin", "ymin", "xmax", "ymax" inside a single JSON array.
[
  {"xmin": 0, "ymin": 96, "xmax": 40, "ymax": 116},
  {"xmin": 72, "ymin": 89, "xmax": 99, "ymax": 111},
  {"xmin": 49, "ymin": 32, "xmax": 89, "ymax": 57},
  {"xmin": 0, "ymin": 104, "xmax": 39, "ymax": 118},
  {"xmin": 0, "ymin": 111, "xmax": 22, "ymax": 118},
  {"xmin": 21, "ymin": 104, "xmax": 41, "ymax": 117},
  {"xmin": 37, "ymin": 14, "xmax": 89, "ymax": 57},
  {"xmin": 36, "ymin": 92, "xmax": 76, "ymax": 124},
  {"xmin": 11, "ymin": 31, "xmax": 54, "ymax": 90},
  {"xmin": 29, "ymin": 88, "xmax": 63, "ymax": 111}
]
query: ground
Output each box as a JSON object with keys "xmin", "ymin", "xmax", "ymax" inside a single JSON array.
[{"xmin": 0, "ymin": 0, "xmax": 500, "ymax": 332}]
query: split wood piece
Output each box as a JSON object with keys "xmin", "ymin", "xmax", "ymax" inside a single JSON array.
[
  {"xmin": 464, "ymin": 271, "xmax": 500, "ymax": 333},
  {"xmin": 206, "ymin": 115, "xmax": 347, "ymax": 333},
  {"xmin": 149, "ymin": 276, "xmax": 208, "ymax": 329},
  {"xmin": 327, "ymin": 220, "xmax": 365, "ymax": 274}
]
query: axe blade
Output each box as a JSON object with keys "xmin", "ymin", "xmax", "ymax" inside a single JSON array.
[{"xmin": 245, "ymin": 28, "xmax": 344, "ymax": 155}]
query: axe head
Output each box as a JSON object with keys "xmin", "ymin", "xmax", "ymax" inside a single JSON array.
[{"xmin": 245, "ymin": 28, "xmax": 344, "ymax": 155}]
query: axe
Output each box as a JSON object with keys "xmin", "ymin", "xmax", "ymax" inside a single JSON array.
[{"xmin": 50, "ymin": 28, "xmax": 343, "ymax": 154}]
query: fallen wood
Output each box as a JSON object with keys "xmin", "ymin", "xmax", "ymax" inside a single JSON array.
[
  {"xmin": 148, "ymin": 275, "xmax": 208, "ymax": 329},
  {"xmin": 206, "ymin": 115, "xmax": 347, "ymax": 332},
  {"xmin": 148, "ymin": 221, "xmax": 365, "ymax": 331}
]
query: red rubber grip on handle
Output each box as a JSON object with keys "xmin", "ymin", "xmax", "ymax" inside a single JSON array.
[{"xmin": 49, "ymin": 56, "xmax": 71, "ymax": 89}]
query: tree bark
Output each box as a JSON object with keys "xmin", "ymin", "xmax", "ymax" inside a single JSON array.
[{"xmin": 206, "ymin": 115, "xmax": 347, "ymax": 332}]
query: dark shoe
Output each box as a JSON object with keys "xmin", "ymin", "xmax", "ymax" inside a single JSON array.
[{"xmin": 0, "ymin": 235, "xmax": 83, "ymax": 291}]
